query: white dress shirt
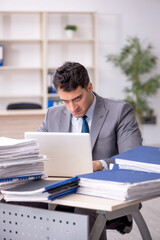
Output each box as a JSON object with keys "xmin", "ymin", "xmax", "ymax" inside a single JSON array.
[{"xmin": 71, "ymin": 94, "xmax": 108, "ymax": 170}]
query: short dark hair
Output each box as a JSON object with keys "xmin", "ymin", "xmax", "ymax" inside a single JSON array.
[{"xmin": 53, "ymin": 62, "xmax": 90, "ymax": 91}]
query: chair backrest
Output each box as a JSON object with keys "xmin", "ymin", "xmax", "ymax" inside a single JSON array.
[{"xmin": 7, "ymin": 102, "xmax": 42, "ymax": 110}]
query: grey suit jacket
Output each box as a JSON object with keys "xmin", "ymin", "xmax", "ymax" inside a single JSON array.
[{"xmin": 38, "ymin": 93, "xmax": 142, "ymax": 163}]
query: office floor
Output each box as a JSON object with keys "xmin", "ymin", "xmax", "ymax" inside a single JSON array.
[{"xmin": 107, "ymin": 197, "xmax": 160, "ymax": 240}]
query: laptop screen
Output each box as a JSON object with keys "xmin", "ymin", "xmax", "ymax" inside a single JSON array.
[{"xmin": 24, "ymin": 132, "xmax": 93, "ymax": 177}]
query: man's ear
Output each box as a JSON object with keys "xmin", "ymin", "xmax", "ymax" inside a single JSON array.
[{"xmin": 87, "ymin": 82, "xmax": 93, "ymax": 93}]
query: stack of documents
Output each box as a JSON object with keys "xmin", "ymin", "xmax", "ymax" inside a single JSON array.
[
  {"xmin": 77, "ymin": 169, "xmax": 160, "ymax": 201},
  {"xmin": 2, "ymin": 177, "xmax": 79, "ymax": 202},
  {"xmin": 112, "ymin": 145, "xmax": 160, "ymax": 173},
  {"xmin": 0, "ymin": 137, "xmax": 48, "ymax": 190}
]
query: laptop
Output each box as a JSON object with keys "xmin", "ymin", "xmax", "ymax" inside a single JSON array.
[{"xmin": 24, "ymin": 132, "xmax": 93, "ymax": 177}]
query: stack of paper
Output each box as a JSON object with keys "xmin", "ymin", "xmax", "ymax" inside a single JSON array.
[
  {"xmin": 112, "ymin": 145, "xmax": 160, "ymax": 173},
  {"xmin": 2, "ymin": 177, "xmax": 79, "ymax": 202},
  {"xmin": 77, "ymin": 169, "xmax": 160, "ymax": 201},
  {"xmin": 0, "ymin": 137, "xmax": 48, "ymax": 190}
]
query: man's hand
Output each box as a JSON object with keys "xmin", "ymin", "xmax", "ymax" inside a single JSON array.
[{"xmin": 93, "ymin": 160, "xmax": 104, "ymax": 172}]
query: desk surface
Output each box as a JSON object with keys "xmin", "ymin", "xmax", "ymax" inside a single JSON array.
[
  {"xmin": 1, "ymin": 177, "xmax": 159, "ymax": 212},
  {"xmin": 48, "ymin": 193, "xmax": 160, "ymax": 212},
  {"xmin": 46, "ymin": 177, "xmax": 160, "ymax": 212}
]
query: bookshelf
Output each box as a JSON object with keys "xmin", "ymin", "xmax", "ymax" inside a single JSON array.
[
  {"xmin": 0, "ymin": 12, "xmax": 44, "ymax": 113},
  {"xmin": 46, "ymin": 12, "xmax": 98, "ymax": 108},
  {"xmin": 0, "ymin": 11, "xmax": 98, "ymax": 138}
]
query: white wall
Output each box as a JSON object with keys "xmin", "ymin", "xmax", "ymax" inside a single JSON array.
[{"xmin": 1, "ymin": 0, "xmax": 160, "ymax": 145}]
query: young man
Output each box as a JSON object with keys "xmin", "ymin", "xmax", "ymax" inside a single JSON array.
[
  {"xmin": 39, "ymin": 61, "xmax": 142, "ymax": 169},
  {"xmin": 39, "ymin": 61, "xmax": 142, "ymax": 239}
]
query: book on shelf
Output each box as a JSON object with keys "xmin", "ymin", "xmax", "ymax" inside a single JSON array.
[
  {"xmin": 1, "ymin": 177, "xmax": 79, "ymax": 202},
  {"xmin": 112, "ymin": 145, "xmax": 160, "ymax": 173},
  {"xmin": 0, "ymin": 45, "xmax": 4, "ymax": 66},
  {"xmin": 76, "ymin": 169, "xmax": 160, "ymax": 201},
  {"xmin": 48, "ymin": 72, "xmax": 57, "ymax": 94}
]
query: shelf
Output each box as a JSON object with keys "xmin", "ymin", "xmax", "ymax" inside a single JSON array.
[
  {"xmin": 0, "ymin": 66, "xmax": 43, "ymax": 70},
  {"xmin": 0, "ymin": 109, "xmax": 46, "ymax": 116},
  {"xmin": 0, "ymin": 94, "xmax": 43, "ymax": 98},
  {"xmin": 48, "ymin": 38, "xmax": 95, "ymax": 42},
  {"xmin": 48, "ymin": 66, "xmax": 95, "ymax": 71},
  {"xmin": 0, "ymin": 39, "xmax": 42, "ymax": 42},
  {"xmin": 47, "ymin": 11, "xmax": 96, "ymax": 14}
]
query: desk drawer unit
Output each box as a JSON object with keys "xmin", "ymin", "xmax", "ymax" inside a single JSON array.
[{"xmin": 0, "ymin": 203, "xmax": 88, "ymax": 240}]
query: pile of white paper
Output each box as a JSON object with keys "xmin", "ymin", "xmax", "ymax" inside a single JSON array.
[{"xmin": 0, "ymin": 137, "xmax": 48, "ymax": 190}]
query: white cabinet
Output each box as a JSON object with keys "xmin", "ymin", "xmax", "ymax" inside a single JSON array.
[{"xmin": 0, "ymin": 11, "xmax": 98, "ymax": 113}]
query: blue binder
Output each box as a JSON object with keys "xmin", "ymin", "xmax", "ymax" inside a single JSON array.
[
  {"xmin": 112, "ymin": 145, "xmax": 160, "ymax": 164},
  {"xmin": 0, "ymin": 174, "xmax": 43, "ymax": 183},
  {"xmin": 2, "ymin": 176, "xmax": 79, "ymax": 202},
  {"xmin": 0, "ymin": 45, "xmax": 4, "ymax": 66},
  {"xmin": 78, "ymin": 169, "xmax": 160, "ymax": 184},
  {"xmin": 112, "ymin": 145, "xmax": 160, "ymax": 172},
  {"xmin": 77, "ymin": 169, "xmax": 160, "ymax": 201}
]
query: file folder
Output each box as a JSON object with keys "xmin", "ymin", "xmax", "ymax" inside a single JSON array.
[
  {"xmin": 2, "ymin": 176, "xmax": 79, "ymax": 202},
  {"xmin": 112, "ymin": 145, "xmax": 160, "ymax": 173},
  {"xmin": 0, "ymin": 45, "xmax": 4, "ymax": 66},
  {"xmin": 77, "ymin": 169, "xmax": 160, "ymax": 201}
]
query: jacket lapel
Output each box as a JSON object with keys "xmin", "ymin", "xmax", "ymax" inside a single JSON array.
[
  {"xmin": 90, "ymin": 94, "xmax": 109, "ymax": 150},
  {"xmin": 59, "ymin": 108, "xmax": 71, "ymax": 132}
]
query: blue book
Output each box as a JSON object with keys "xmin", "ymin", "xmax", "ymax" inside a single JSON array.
[
  {"xmin": 0, "ymin": 45, "xmax": 3, "ymax": 66},
  {"xmin": 77, "ymin": 169, "xmax": 160, "ymax": 201},
  {"xmin": 112, "ymin": 145, "xmax": 160, "ymax": 173},
  {"xmin": 2, "ymin": 177, "xmax": 79, "ymax": 202}
]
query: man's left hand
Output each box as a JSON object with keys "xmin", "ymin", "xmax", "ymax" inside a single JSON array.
[{"xmin": 93, "ymin": 160, "xmax": 104, "ymax": 172}]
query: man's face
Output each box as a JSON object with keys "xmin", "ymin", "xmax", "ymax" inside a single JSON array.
[{"xmin": 57, "ymin": 83, "xmax": 94, "ymax": 118}]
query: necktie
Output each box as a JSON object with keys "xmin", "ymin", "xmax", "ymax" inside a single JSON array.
[{"xmin": 81, "ymin": 115, "xmax": 89, "ymax": 133}]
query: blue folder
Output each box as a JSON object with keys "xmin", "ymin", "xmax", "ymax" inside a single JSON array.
[
  {"xmin": 77, "ymin": 169, "xmax": 160, "ymax": 201},
  {"xmin": 2, "ymin": 177, "xmax": 79, "ymax": 202},
  {"xmin": 111, "ymin": 145, "xmax": 160, "ymax": 172},
  {"xmin": 0, "ymin": 174, "xmax": 43, "ymax": 183},
  {"xmin": 0, "ymin": 45, "xmax": 3, "ymax": 66},
  {"xmin": 78, "ymin": 169, "xmax": 160, "ymax": 184},
  {"xmin": 112, "ymin": 145, "xmax": 160, "ymax": 164}
]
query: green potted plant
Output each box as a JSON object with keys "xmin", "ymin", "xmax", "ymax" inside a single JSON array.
[
  {"xmin": 65, "ymin": 25, "xmax": 77, "ymax": 39},
  {"xmin": 107, "ymin": 37, "xmax": 160, "ymax": 124}
]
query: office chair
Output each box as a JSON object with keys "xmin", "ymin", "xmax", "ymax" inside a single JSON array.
[{"xmin": 7, "ymin": 102, "xmax": 42, "ymax": 110}]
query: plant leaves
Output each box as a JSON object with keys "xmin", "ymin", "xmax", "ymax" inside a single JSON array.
[{"xmin": 107, "ymin": 37, "xmax": 160, "ymax": 120}]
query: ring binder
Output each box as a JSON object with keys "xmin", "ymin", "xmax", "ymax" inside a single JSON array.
[
  {"xmin": 0, "ymin": 174, "xmax": 43, "ymax": 183},
  {"xmin": 2, "ymin": 177, "xmax": 79, "ymax": 202},
  {"xmin": 0, "ymin": 45, "xmax": 4, "ymax": 66}
]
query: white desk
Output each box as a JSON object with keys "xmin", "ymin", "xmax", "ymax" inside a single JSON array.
[
  {"xmin": 48, "ymin": 193, "xmax": 160, "ymax": 240},
  {"xmin": 0, "ymin": 182, "xmax": 159, "ymax": 240}
]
